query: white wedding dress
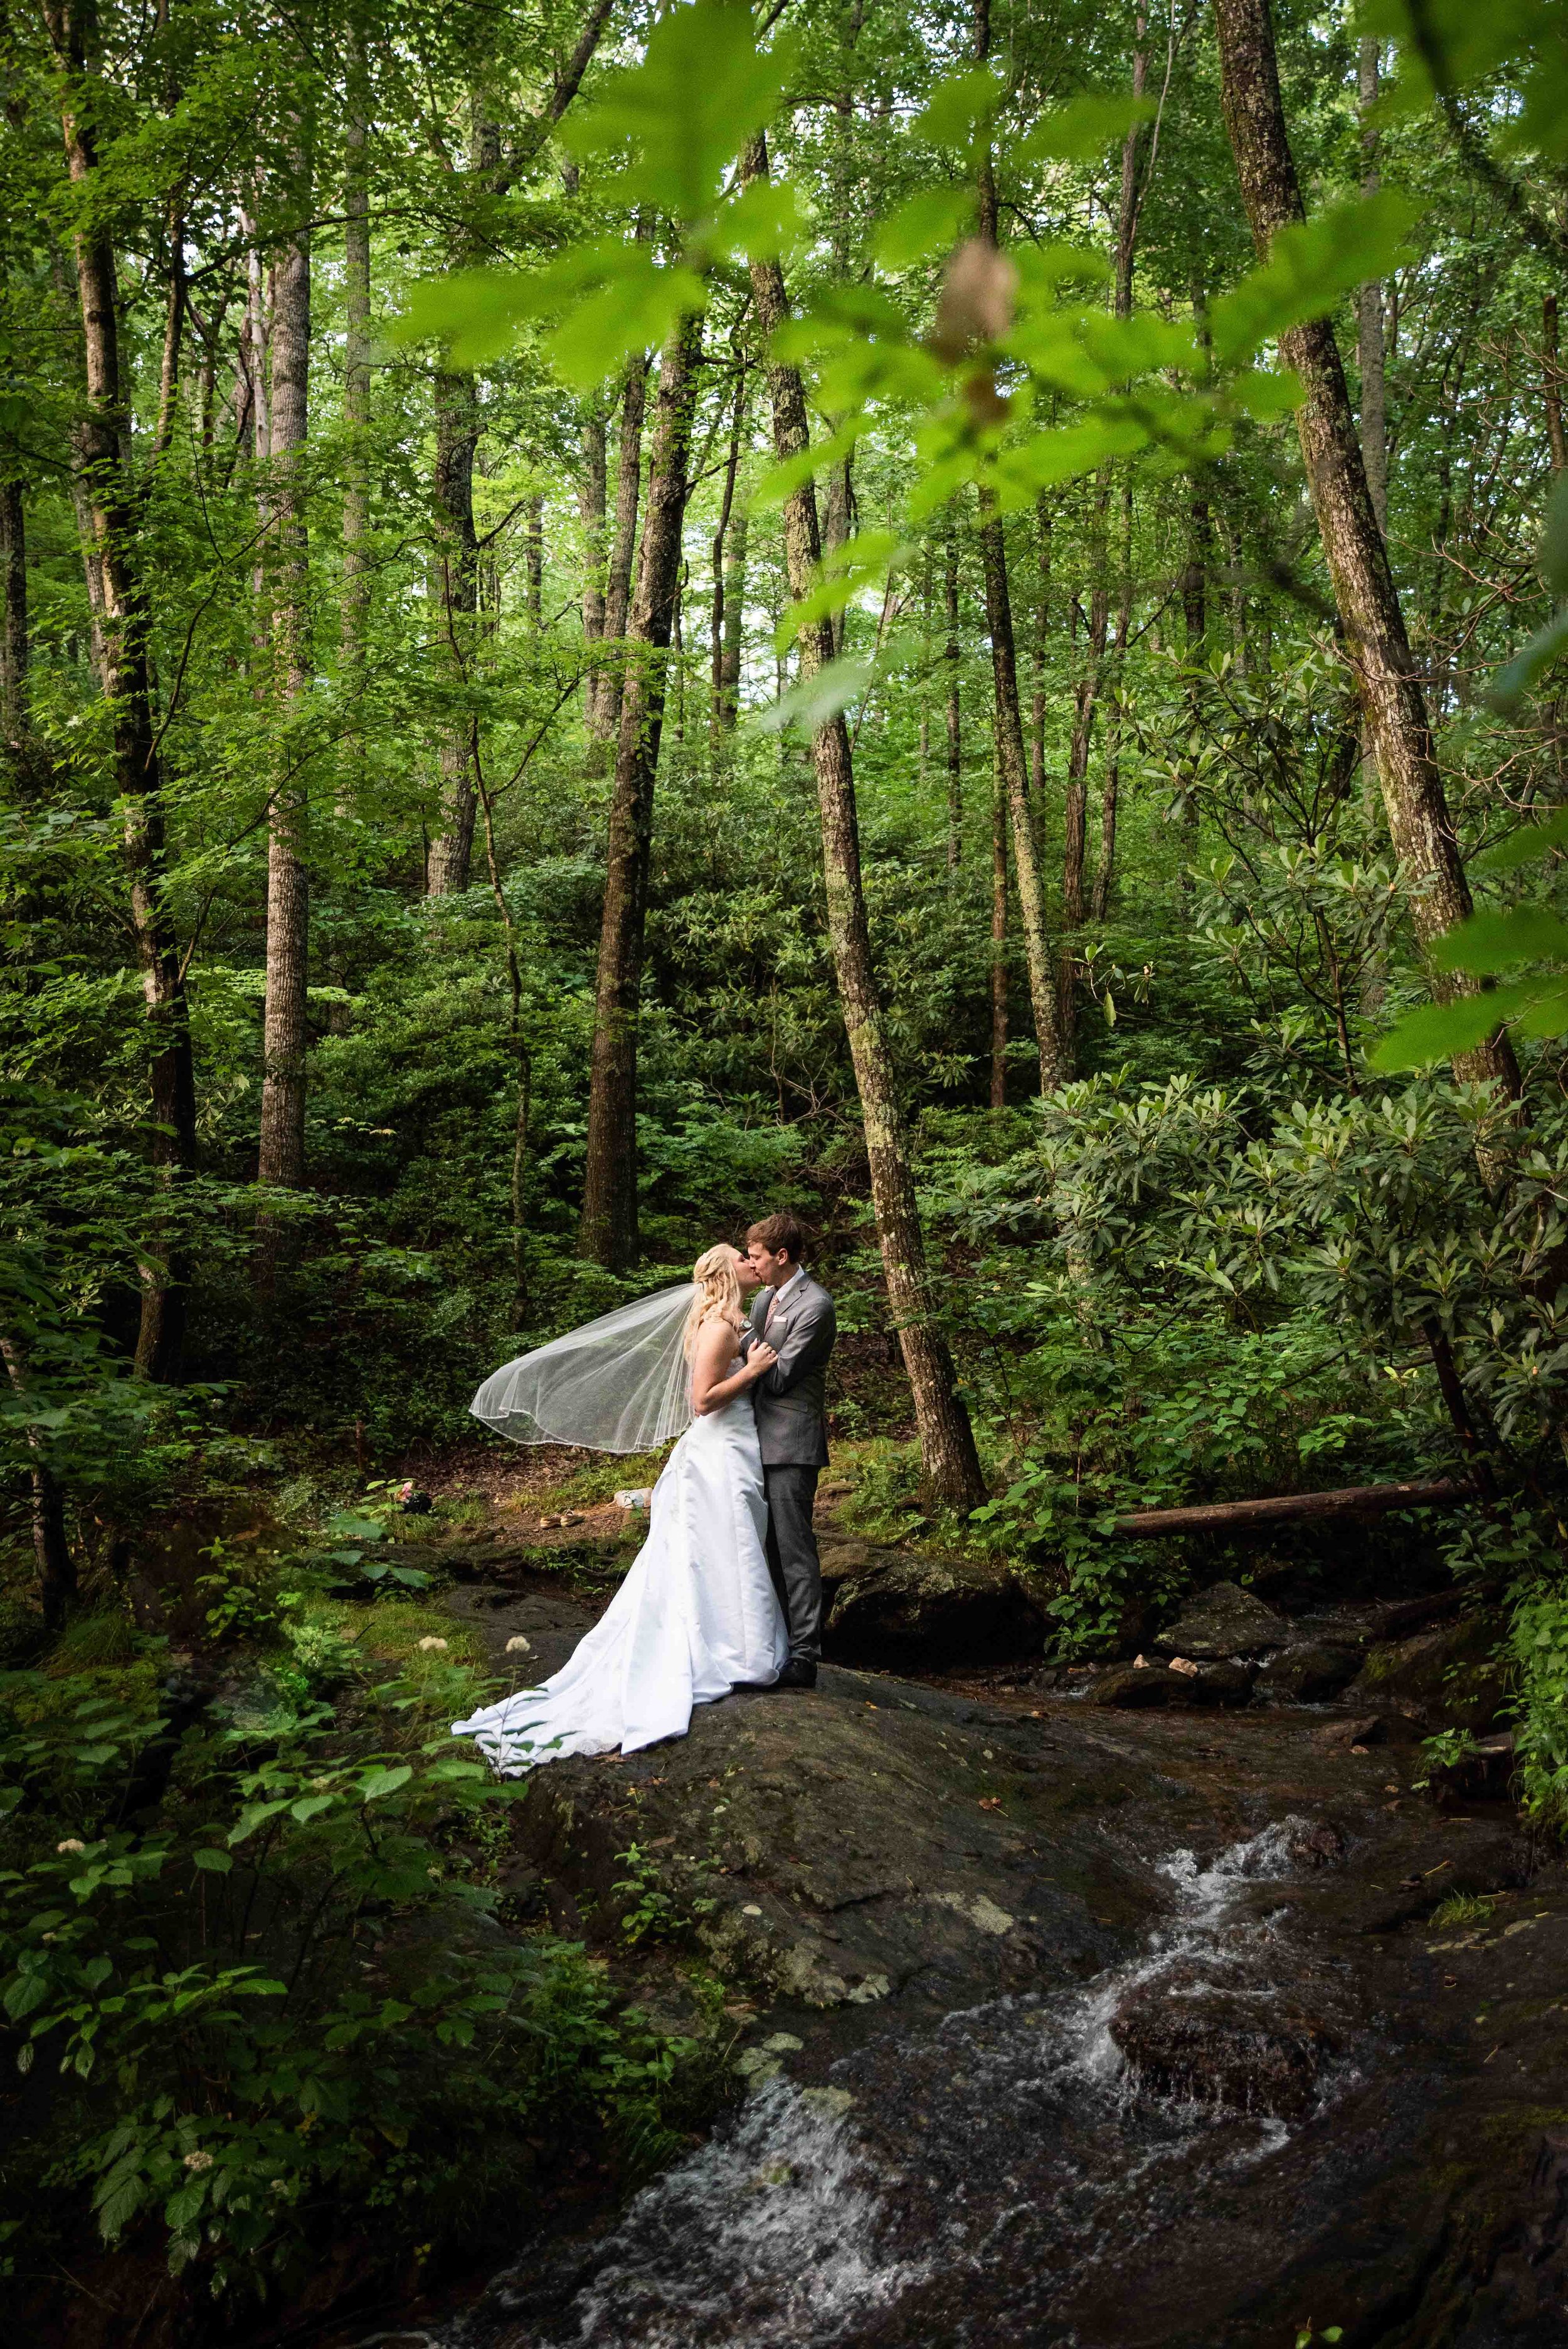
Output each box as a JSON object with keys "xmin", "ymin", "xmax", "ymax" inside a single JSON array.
[{"xmin": 451, "ymin": 1369, "xmax": 789, "ymax": 1771}]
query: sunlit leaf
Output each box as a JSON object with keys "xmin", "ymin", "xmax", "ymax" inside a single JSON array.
[
  {"xmin": 1477, "ymin": 807, "xmax": 1568, "ymax": 872},
  {"xmin": 1429, "ymin": 906, "xmax": 1568, "ymax": 974},
  {"xmin": 1368, "ymin": 982, "xmax": 1535, "ymax": 1071},
  {"xmin": 872, "ymin": 186, "xmax": 976, "ymax": 270},
  {"xmin": 746, "ymin": 655, "xmax": 872, "ymax": 738},
  {"xmin": 1488, "ymin": 608, "xmax": 1568, "ymax": 714},
  {"xmin": 1022, "ymin": 91, "xmax": 1156, "ymax": 164},
  {"xmin": 914, "ymin": 65, "xmax": 1003, "ymax": 151},
  {"xmin": 1209, "ymin": 190, "xmax": 1419, "ymax": 366},
  {"xmin": 561, "ymin": 1, "xmax": 792, "ymax": 226}
]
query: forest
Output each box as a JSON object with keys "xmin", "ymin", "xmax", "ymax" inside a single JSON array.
[{"xmin": 4, "ymin": 0, "xmax": 1568, "ymax": 2338}]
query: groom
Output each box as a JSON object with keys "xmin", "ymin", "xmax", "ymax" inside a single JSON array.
[{"xmin": 739, "ymin": 1212, "xmax": 836, "ymax": 1691}]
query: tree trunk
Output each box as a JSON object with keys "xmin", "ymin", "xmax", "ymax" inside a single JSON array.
[
  {"xmin": 978, "ymin": 496, "xmax": 1069, "ymax": 1091},
  {"xmin": 990, "ymin": 756, "xmax": 1008, "ymax": 1106},
  {"xmin": 524, "ymin": 493, "xmax": 544, "ymax": 625},
  {"xmin": 1212, "ymin": 0, "xmax": 1518, "ymax": 1098},
  {"xmin": 591, "ymin": 350, "xmax": 649, "ymax": 748},
  {"xmin": 1092, "ymin": 484, "xmax": 1134, "ymax": 923},
  {"xmin": 745, "ymin": 132, "xmax": 986, "ymax": 1510},
  {"xmin": 1, "ymin": 479, "xmax": 26, "ymax": 755},
  {"xmin": 341, "ymin": 29, "xmax": 371, "ymax": 800},
  {"xmin": 1180, "ymin": 477, "xmax": 1211, "ymax": 880},
  {"xmin": 45, "ymin": 0, "xmax": 198, "ymax": 1375},
  {"xmin": 580, "ymin": 315, "xmax": 703, "ymax": 1271},
  {"xmin": 1357, "ymin": 37, "xmax": 1388, "ymax": 531},
  {"xmin": 1115, "ymin": 1478, "xmax": 1470, "ymax": 1538},
  {"xmin": 258, "ymin": 198, "xmax": 312, "ymax": 1195},
  {"xmin": 580, "ymin": 401, "xmax": 608, "ymax": 708},
  {"xmin": 426, "ymin": 368, "xmax": 480, "ymax": 894},
  {"xmin": 1546, "ymin": 295, "xmax": 1565, "ymax": 479},
  {"xmin": 711, "ymin": 361, "xmax": 746, "ymax": 740},
  {"xmin": 1030, "ymin": 494, "xmax": 1050, "ymax": 805},
  {"xmin": 944, "ymin": 527, "xmax": 962, "ymax": 871}
]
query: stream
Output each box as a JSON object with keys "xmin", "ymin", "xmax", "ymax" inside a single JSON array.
[{"xmin": 337, "ymin": 1648, "xmax": 1568, "ymax": 2349}]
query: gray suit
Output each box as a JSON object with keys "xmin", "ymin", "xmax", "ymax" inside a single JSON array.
[{"xmin": 744, "ymin": 1273, "xmax": 835, "ymax": 1665}]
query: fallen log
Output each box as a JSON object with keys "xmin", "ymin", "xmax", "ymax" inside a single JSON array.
[{"xmin": 1113, "ymin": 1478, "xmax": 1473, "ymax": 1539}]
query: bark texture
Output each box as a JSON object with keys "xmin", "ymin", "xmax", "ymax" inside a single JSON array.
[
  {"xmin": 341, "ymin": 31, "xmax": 371, "ymax": 797},
  {"xmin": 978, "ymin": 496, "xmax": 1067, "ymax": 1092},
  {"xmin": 591, "ymin": 351, "xmax": 649, "ymax": 747},
  {"xmin": 580, "ymin": 315, "xmax": 702, "ymax": 1271},
  {"xmin": 45, "ymin": 0, "xmax": 198, "ymax": 1374},
  {"xmin": 1212, "ymin": 0, "xmax": 1517, "ymax": 1097},
  {"xmin": 258, "ymin": 206, "xmax": 312, "ymax": 1192},
  {"xmin": 745, "ymin": 132, "xmax": 985, "ymax": 1510},
  {"xmin": 1356, "ymin": 36, "xmax": 1388, "ymax": 531}
]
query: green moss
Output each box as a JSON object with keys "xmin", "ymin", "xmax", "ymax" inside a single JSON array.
[
  {"xmin": 351, "ymin": 1598, "xmax": 485, "ymax": 1667},
  {"xmin": 532, "ymin": 1448, "xmax": 674, "ymax": 1511}
]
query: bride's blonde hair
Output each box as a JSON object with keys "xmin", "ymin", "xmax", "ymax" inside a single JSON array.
[{"xmin": 684, "ymin": 1244, "xmax": 744, "ymax": 1360}]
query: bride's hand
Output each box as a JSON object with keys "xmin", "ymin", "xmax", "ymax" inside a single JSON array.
[{"xmin": 748, "ymin": 1340, "xmax": 778, "ymax": 1377}]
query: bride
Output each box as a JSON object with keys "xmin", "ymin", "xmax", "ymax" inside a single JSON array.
[{"xmin": 450, "ymin": 1246, "xmax": 790, "ymax": 1771}]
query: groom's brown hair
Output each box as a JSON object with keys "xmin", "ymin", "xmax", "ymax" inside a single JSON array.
[{"xmin": 747, "ymin": 1211, "xmax": 807, "ymax": 1264}]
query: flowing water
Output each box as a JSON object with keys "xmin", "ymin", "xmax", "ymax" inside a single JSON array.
[{"xmin": 412, "ymin": 1820, "xmax": 1366, "ymax": 2349}]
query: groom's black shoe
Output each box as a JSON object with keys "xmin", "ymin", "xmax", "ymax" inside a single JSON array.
[{"xmin": 773, "ymin": 1658, "xmax": 817, "ymax": 1690}]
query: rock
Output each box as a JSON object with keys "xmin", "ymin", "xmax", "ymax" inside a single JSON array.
[
  {"xmin": 1193, "ymin": 1659, "xmax": 1254, "ymax": 1706},
  {"xmin": 1154, "ymin": 1581, "xmax": 1289, "ymax": 1661},
  {"xmin": 1314, "ymin": 1714, "xmax": 1389, "ymax": 1751},
  {"xmin": 1088, "ymin": 1663, "xmax": 1199, "ymax": 1709},
  {"xmin": 1347, "ymin": 1612, "xmax": 1507, "ymax": 1733},
  {"xmin": 1111, "ymin": 1965, "xmax": 1335, "ymax": 2119},
  {"xmin": 824, "ymin": 1553, "xmax": 1046, "ymax": 1670},
  {"xmin": 1253, "ymin": 1641, "xmax": 1364, "ymax": 1704}
]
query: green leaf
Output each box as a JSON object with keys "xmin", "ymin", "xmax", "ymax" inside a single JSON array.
[
  {"xmin": 752, "ymin": 420, "xmax": 866, "ymax": 516},
  {"xmin": 1022, "ymin": 91, "xmax": 1156, "ymax": 164},
  {"xmin": 914, "ymin": 65, "xmax": 1002, "ymax": 151},
  {"xmin": 872, "ymin": 186, "xmax": 976, "ymax": 269},
  {"xmin": 357, "ymin": 1764, "xmax": 413, "ymax": 1804},
  {"xmin": 547, "ymin": 263, "xmax": 707, "ymax": 391},
  {"xmin": 287, "ymin": 1795, "xmax": 336, "ymax": 1825},
  {"xmin": 389, "ymin": 268, "xmax": 536, "ymax": 370},
  {"xmin": 561, "ymin": 1, "xmax": 791, "ymax": 226},
  {"xmin": 191, "ymin": 1848, "xmax": 232, "ymax": 1874},
  {"xmin": 745, "ymin": 655, "xmax": 872, "ymax": 739},
  {"xmin": 706, "ymin": 176, "xmax": 804, "ymax": 265},
  {"xmin": 1488, "ymin": 607, "xmax": 1568, "ymax": 714},
  {"xmin": 1540, "ymin": 472, "xmax": 1568, "ymax": 598},
  {"xmin": 1429, "ymin": 906, "xmax": 1568, "ymax": 975},
  {"xmin": 1209, "ymin": 190, "xmax": 1419, "ymax": 366},
  {"xmin": 1476, "ymin": 807, "xmax": 1568, "ymax": 872},
  {"xmin": 1368, "ymin": 982, "xmax": 1535, "ymax": 1071}
]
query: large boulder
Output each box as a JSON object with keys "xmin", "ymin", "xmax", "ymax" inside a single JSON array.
[
  {"xmin": 1253, "ymin": 1641, "xmax": 1364, "ymax": 1705},
  {"xmin": 1347, "ymin": 1612, "xmax": 1507, "ymax": 1732},
  {"xmin": 1154, "ymin": 1580, "xmax": 1289, "ymax": 1660},
  {"xmin": 822, "ymin": 1551, "xmax": 1046, "ymax": 1670}
]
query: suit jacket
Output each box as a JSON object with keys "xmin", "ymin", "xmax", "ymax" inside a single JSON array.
[{"xmin": 743, "ymin": 1273, "xmax": 835, "ymax": 1468}]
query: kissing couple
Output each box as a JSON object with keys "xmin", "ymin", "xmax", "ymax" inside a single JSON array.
[{"xmin": 452, "ymin": 1213, "xmax": 837, "ymax": 1773}]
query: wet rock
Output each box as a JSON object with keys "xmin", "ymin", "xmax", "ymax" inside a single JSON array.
[
  {"xmin": 823, "ymin": 1552, "xmax": 1046, "ymax": 1669},
  {"xmin": 1154, "ymin": 1581, "xmax": 1289, "ymax": 1661},
  {"xmin": 1348, "ymin": 1611, "xmax": 1507, "ymax": 1732},
  {"xmin": 1253, "ymin": 1640, "xmax": 1364, "ymax": 1704},
  {"xmin": 1111, "ymin": 1965, "xmax": 1335, "ymax": 2119},
  {"xmin": 1088, "ymin": 1663, "xmax": 1199, "ymax": 1709},
  {"xmin": 1429, "ymin": 1731, "xmax": 1516, "ymax": 1808},
  {"xmin": 1194, "ymin": 1659, "xmax": 1254, "ymax": 1705},
  {"xmin": 1285, "ymin": 1818, "xmax": 1347, "ymax": 1868},
  {"xmin": 1313, "ymin": 1712, "xmax": 1389, "ymax": 1751}
]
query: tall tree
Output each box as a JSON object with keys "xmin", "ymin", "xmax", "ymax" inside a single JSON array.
[
  {"xmin": 1357, "ymin": 36, "xmax": 1388, "ymax": 531},
  {"xmin": 580, "ymin": 315, "xmax": 704, "ymax": 1270},
  {"xmin": 340, "ymin": 18, "xmax": 373, "ymax": 803},
  {"xmin": 745, "ymin": 130, "xmax": 986, "ymax": 1510},
  {"xmin": 1212, "ymin": 0, "xmax": 1518, "ymax": 1097},
  {"xmin": 43, "ymin": 0, "xmax": 198, "ymax": 1374},
  {"xmin": 258, "ymin": 167, "xmax": 314, "ymax": 1194}
]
